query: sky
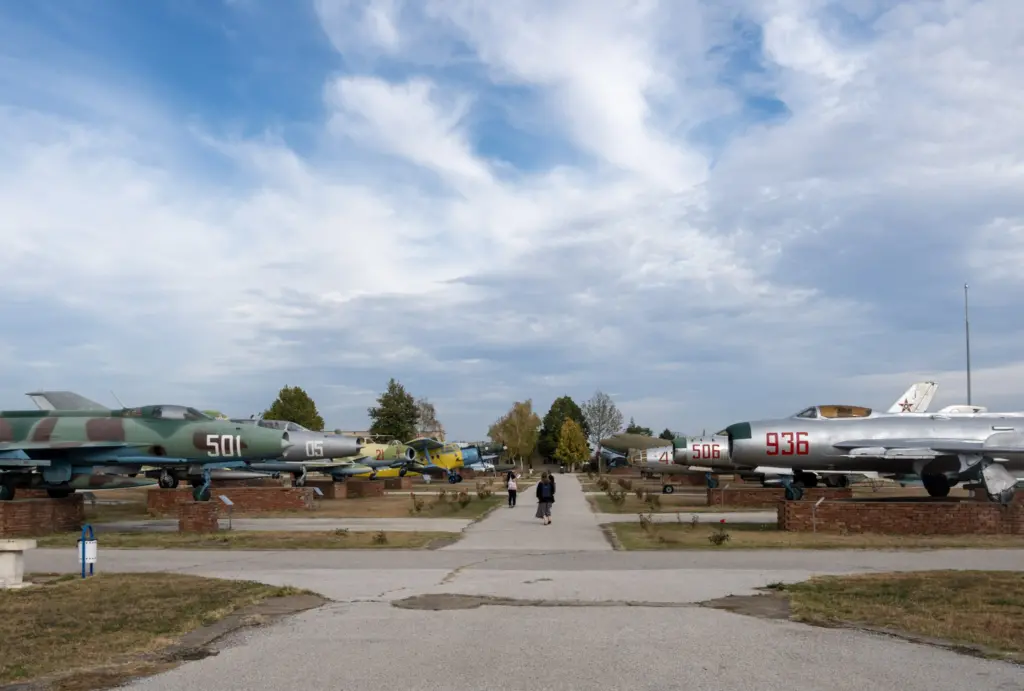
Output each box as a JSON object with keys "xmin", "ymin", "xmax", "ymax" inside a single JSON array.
[{"xmin": 1, "ymin": 0, "xmax": 1023, "ymax": 440}]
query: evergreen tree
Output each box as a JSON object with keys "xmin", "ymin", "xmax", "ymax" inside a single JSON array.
[
  {"xmin": 658, "ymin": 428, "xmax": 676, "ymax": 441},
  {"xmin": 367, "ymin": 378, "xmax": 420, "ymax": 441},
  {"xmin": 538, "ymin": 395, "xmax": 588, "ymax": 459},
  {"xmin": 263, "ymin": 386, "xmax": 324, "ymax": 431}
]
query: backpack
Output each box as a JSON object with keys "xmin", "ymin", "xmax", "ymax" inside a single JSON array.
[
  {"xmin": 539, "ymin": 481, "xmax": 553, "ymax": 501},
  {"xmin": 508, "ymin": 479, "xmax": 517, "ymax": 490}
]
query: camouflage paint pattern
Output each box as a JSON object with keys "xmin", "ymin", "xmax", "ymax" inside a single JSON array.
[{"xmin": 0, "ymin": 406, "xmax": 289, "ymax": 462}]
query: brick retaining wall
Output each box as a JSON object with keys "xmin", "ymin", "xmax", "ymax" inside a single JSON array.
[
  {"xmin": 345, "ymin": 480, "xmax": 384, "ymax": 498},
  {"xmin": 147, "ymin": 487, "xmax": 315, "ymax": 515},
  {"xmin": 384, "ymin": 477, "xmax": 413, "ymax": 490},
  {"xmin": 778, "ymin": 499, "xmax": 1024, "ymax": 534},
  {"xmin": 0, "ymin": 496, "xmax": 85, "ymax": 537},
  {"xmin": 707, "ymin": 487, "xmax": 853, "ymax": 507}
]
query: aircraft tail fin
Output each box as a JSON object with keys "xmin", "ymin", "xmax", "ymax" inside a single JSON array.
[
  {"xmin": 886, "ymin": 381, "xmax": 938, "ymax": 413},
  {"xmin": 25, "ymin": 390, "xmax": 110, "ymax": 411}
]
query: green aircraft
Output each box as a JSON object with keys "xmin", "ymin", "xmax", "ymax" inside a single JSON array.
[{"xmin": 0, "ymin": 405, "xmax": 292, "ymax": 501}]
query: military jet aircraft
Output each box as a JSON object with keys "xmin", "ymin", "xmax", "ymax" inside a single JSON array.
[
  {"xmin": 720, "ymin": 404, "xmax": 1021, "ymax": 503},
  {"xmin": 0, "ymin": 405, "xmax": 291, "ymax": 501},
  {"xmin": 674, "ymin": 381, "xmax": 943, "ymax": 489}
]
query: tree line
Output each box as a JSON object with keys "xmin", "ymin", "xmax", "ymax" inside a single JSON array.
[{"xmin": 252, "ymin": 382, "xmax": 682, "ymax": 471}]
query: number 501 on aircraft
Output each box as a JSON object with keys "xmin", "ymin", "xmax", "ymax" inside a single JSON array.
[{"xmin": 206, "ymin": 434, "xmax": 243, "ymax": 457}]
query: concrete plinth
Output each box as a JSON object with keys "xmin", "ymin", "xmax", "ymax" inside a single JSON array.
[
  {"xmin": 178, "ymin": 502, "xmax": 219, "ymax": 533},
  {"xmin": 0, "ymin": 539, "xmax": 37, "ymax": 589}
]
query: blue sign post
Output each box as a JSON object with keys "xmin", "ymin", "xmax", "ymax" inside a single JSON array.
[{"xmin": 78, "ymin": 524, "xmax": 97, "ymax": 579}]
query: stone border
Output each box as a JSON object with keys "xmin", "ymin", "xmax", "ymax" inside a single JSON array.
[{"xmin": 599, "ymin": 523, "xmax": 625, "ymax": 550}]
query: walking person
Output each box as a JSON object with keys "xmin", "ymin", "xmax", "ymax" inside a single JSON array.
[
  {"xmin": 535, "ymin": 472, "xmax": 555, "ymax": 524},
  {"xmin": 507, "ymin": 472, "xmax": 518, "ymax": 507}
]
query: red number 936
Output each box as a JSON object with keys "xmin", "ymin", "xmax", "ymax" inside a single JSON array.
[{"xmin": 766, "ymin": 431, "xmax": 809, "ymax": 456}]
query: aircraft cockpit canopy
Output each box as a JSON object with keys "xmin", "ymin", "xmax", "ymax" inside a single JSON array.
[
  {"xmin": 793, "ymin": 405, "xmax": 872, "ymax": 419},
  {"xmin": 257, "ymin": 419, "xmax": 310, "ymax": 432},
  {"xmin": 128, "ymin": 405, "xmax": 212, "ymax": 421}
]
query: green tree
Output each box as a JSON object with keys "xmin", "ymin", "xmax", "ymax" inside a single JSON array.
[
  {"xmin": 367, "ymin": 378, "xmax": 420, "ymax": 441},
  {"xmin": 488, "ymin": 400, "xmax": 542, "ymax": 469},
  {"xmin": 554, "ymin": 418, "xmax": 589, "ymax": 471},
  {"xmin": 263, "ymin": 386, "xmax": 324, "ymax": 431},
  {"xmin": 658, "ymin": 428, "xmax": 676, "ymax": 441},
  {"xmin": 582, "ymin": 390, "xmax": 624, "ymax": 473},
  {"xmin": 624, "ymin": 417, "xmax": 653, "ymax": 436},
  {"xmin": 537, "ymin": 395, "xmax": 588, "ymax": 459}
]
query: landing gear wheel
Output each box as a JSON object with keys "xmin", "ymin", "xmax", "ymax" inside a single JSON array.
[
  {"xmin": 922, "ymin": 474, "xmax": 951, "ymax": 498},
  {"xmin": 705, "ymin": 472, "xmax": 718, "ymax": 489},
  {"xmin": 662, "ymin": 484, "xmax": 675, "ymax": 494},
  {"xmin": 46, "ymin": 489, "xmax": 73, "ymax": 499},
  {"xmin": 784, "ymin": 485, "xmax": 804, "ymax": 501},
  {"xmin": 192, "ymin": 486, "xmax": 211, "ymax": 502},
  {"xmin": 158, "ymin": 472, "xmax": 179, "ymax": 489},
  {"xmin": 293, "ymin": 473, "xmax": 306, "ymax": 487},
  {"xmin": 448, "ymin": 474, "xmax": 457, "ymax": 484},
  {"xmin": 0, "ymin": 485, "xmax": 14, "ymax": 501},
  {"xmin": 796, "ymin": 473, "xmax": 818, "ymax": 488}
]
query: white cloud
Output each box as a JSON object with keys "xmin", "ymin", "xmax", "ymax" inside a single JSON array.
[{"xmin": 2, "ymin": 1, "xmax": 1024, "ymax": 438}]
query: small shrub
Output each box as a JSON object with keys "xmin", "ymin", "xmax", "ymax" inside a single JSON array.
[
  {"xmin": 408, "ymin": 492, "xmax": 425, "ymax": 515},
  {"xmin": 634, "ymin": 487, "xmax": 645, "ymax": 500},
  {"xmin": 645, "ymin": 494, "xmax": 661, "ymax": 510},
  {"xmin": 607, "ymin": 489, "xmax": 626, "ymax": 507},
  {"xmin": 616, "ymin": 478, "xmax": 633, "ymax": 490},
  {"xmin": 457, "ymin": 490, "xmax": 472, "ymax": 508},
  {"xmin": 690, "ymin": 514, "xmax": 699, "ymax": 530},
  {"xmin": 475, "ymin": 481, "xmax": 493, "ymax": 499},
  {"xmin": 596, "ymin": 477, "xmax": 610, "ymax": 492},
  {"xmin": 372, "ymin": 530, "xmax": 388, "ymax": 545},
  {"xmin": 708, "ymin": 522, "xmax": 730, "ymax": 546},
  {"xmin": 333, "ymin": 528, "xmax": 350, "ymax": 538},
  {"xmin": 638, "ymin": 511, "xmax": 654, "ymax": 533}
]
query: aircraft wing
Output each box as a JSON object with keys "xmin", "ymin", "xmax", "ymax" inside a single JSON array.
[
  {"xmin": 0, "ymin": 440, "xmax": 151, "ymax": 461},
  {"xmin": 405, "ymin": 437, "xmax": 444, "ymax": 454},
  {"xmin": 832, "ymin": 438, "xmax": 1024, "ymax": 458}
]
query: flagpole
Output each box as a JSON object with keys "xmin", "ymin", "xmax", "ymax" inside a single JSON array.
[{"xmin": 964, "ymin": 283, "xmax": 971, "ymax": 405}]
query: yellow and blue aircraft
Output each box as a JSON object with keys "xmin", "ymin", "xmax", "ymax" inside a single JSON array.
[{"xmin": 338, "ymin": 437, "xmax": 467, "ymax": 483}]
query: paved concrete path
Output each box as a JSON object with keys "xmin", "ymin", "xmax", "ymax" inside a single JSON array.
[
  {"xmin": 442, "ymin": 474, "xmax": 613, "ymax": 551},
  {"xmin": 22, "ymin": 547, "xmax": 1021, "ymax": 691},
  {"xmin": 93, "ymin": 517, "xmax": 472, "ymax": 533}
]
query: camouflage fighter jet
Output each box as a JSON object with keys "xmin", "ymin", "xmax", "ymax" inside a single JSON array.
[
  {"xmin": 0, "ymin": 405, "xmax": 292, "ymax": 501},
  {"xmin": 719, "ymin": 404, "xmax": 1022, "ymax": 503}
]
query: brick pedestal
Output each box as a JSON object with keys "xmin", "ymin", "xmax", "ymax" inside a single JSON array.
[
  {"xmin": 305, "ymin": 479, "xmax": 338, "ymax": 499},
  {"xmin": 211, "ymin": 477, "xmax": 284, "ymax": 488},
  {"xmin": 778, "ymin": 499, "xmax": 1024, "ymax": 534},
  {"xmin": 13, "ymin": 489, "xmax": 52, "ymax": 499},
  {"xmin": 178, "ymin": 502, "xmax": 219, "ymax": 532},
  {"xmin": 707, "ymin": 487, "xmax": 853, "ymax": 507},
  {"xmin": 384, "ymin": 477, "xmax": 413, "ymax": 490},
  {"xmin": 148, "ymin": 487, "xmax": 315, "ymax": 515},
  {"xmin": 0, "ymin": 496, "xmax": 85, "ymax": 537},
  {"xmin": 345, "ymin": 480, "xmax": 384, "ymax": 498}
]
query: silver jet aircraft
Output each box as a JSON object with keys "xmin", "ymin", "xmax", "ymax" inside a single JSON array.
[
  {"xmin": 719, "ymin": 404, "xmax": 1021, "ymax": 504},
  {"xmin": 230, "ymin": 418, "xmax": 364, "ymax": 485}
]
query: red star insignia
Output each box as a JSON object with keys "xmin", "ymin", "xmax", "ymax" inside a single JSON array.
[{"xmin": 899, "ymin": 399, "xmax": 913, "ymax": 412}]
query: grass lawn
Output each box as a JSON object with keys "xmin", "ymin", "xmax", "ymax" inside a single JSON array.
[
  {"xmin": 85, "ymin": 492, "xmax": 502, "ymax": 522},
  {"xmin": 0, "ymin": 573, "xmax": 307, "ymax": 687},
  {"xmin": 35, "ymin": 530, "xmax": 456, "ymax": 549},
  {"xmin": 606, "ymin": 521, "xmax": 1024, "ymax": 550},
  {"xmin": 587, "ymin": 494, "xmax": 766, "ymax": 514},
  {"xmin": 780, "ymin": 571, "xmax": 1024, "ymax": 661}
]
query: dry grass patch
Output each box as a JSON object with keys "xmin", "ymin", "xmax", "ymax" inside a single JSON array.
[
  {"xmin": 0, "ymin": 573, "xmax": 304, "ymax": 687},
  {"xmin": 588, "ymin": 494, "xmax": 756, "ymax": 514},
  {"xmin": 608, "ymin": 521, "xmax": 1024, "ymax": 550},
  {"xmin": 781, "ymin": 571, "xmax": 1024, "ymax": 661},
  {"xmin": 35, "ymin": 530, "xmax": 454, "ymax": 550}
]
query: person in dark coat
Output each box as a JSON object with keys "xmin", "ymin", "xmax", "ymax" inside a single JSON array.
[{"xmin": 535, "ymin": 472, "xmax": 555, "ymax": 524}]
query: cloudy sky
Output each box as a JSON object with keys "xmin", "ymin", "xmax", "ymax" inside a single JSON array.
[{"xmin": 1, "ymin": 0, "xmax": 1022, "ymax": 439}]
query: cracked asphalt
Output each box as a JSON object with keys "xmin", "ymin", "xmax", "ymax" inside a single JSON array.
[{"xmin": 24, "ymin": 475, "xmax": 1024, "ymax": 689}]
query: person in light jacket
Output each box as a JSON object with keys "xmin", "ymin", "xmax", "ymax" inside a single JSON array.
[{"xmin": 507, "ymin": 472, "xmax": 518, "ymax": 507}]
